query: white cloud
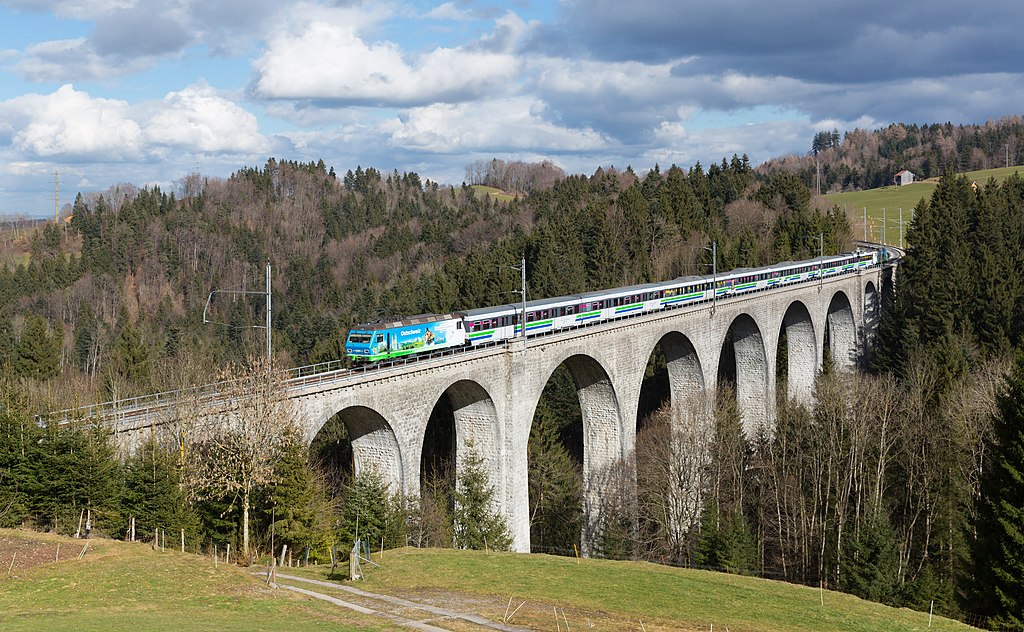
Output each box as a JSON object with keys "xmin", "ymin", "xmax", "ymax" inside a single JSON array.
[
  {"xmin": 251, "ymin": 5, "xmax": 519, "ymax": 105},
  {"xmin": 642, "ymin": 119, "xmax": 811, "ymax": 169},
  {"xmin": 1, "ymin": 84, "xmax": 144, "ymax": 161},
  {"xmin": 13, "ymin": 38, "xmax": 154, "ymax": 81},
  {"xmin": 388, "ymin": 97, "xmax": 608, "ymax": 153},
  {"xmin": 3, "ymin": 0, "xmax": 136, "ymax": 20},
  {"xmin": 143, "ymin": 84, "xmax": 270, "ymax": 154},
  {"xmin": 426, "ymin": 2, "xmax": 469, "ymax": 21},
  {"xmin": 0, "ymin": 83, "xmax": 270, "ymax": 163}
]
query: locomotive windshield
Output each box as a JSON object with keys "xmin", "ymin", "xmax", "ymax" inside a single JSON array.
[{"xmin": 348, "ymin": 332, "xmax": 372, "ymax": 344}]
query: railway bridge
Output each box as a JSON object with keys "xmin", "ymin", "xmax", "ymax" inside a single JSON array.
[{"xmin": 88, "ymin": 263, "xmax": 892, "ymax": 554}]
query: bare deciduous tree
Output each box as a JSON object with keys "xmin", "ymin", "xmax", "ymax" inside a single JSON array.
[{"xmin": 181, "ymin": 357, "xmax": 299, "ymax": 559}]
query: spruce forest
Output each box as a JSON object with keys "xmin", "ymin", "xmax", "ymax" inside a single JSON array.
[{"xmin": 3, "ymin": 119, "xmax": 1024, "ymax": 629}]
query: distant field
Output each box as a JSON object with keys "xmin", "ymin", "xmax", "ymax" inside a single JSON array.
[
  {"xmin": 470, "ymin": 185, "xmax": 516, "ymax": 202},
  {"xmin": 826, "ymin": 165, "xmax": 1024, "ymax": 246}
]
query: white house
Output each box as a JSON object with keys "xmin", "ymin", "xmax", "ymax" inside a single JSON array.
[{"xmin": 893, "ymin": 169, "xmax": 915, "ymax": 186}]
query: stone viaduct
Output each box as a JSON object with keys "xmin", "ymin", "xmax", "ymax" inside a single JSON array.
[{"xmin": 269, "ymin": 265, "xmax": 891, "ymax": 554}]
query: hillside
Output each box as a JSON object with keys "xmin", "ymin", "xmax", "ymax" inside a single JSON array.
[
  {"xmin": 761, "ymin": 117, "xmax": 1024, "ymax": 194},
  {"xmin": 0, "ymin": 529, "xmax": 976, "ymax": 631},
  {"xmin": 0, "ymin": 157, "xmax": 853, "ymax": 410},
  {"xmin": 0, "ymin": 529, "xmax": 383, "ymax": 631},
  {"xmin": 824, "ymin": 164, "xmax": 1024, "ymax": 244}
]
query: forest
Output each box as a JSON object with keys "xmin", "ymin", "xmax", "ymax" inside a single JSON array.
[
  {"xmin": 2, "ymin": 136, "xmax": 1024, "ymax": 628},
  {"xmin": 761, "ymin": 115, "xmax": 1024, "ymax": 194}
]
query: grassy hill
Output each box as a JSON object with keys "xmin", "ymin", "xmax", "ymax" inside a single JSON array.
[
  {"xmin": 826, "ymin": 164, "xmax": 1024, "ymax": 245},
  {"xmin": 0, "ymin": 529, "xmax": 385, "ymax": 631},
  {"xmin": 470, "ymin": 184, "xmax": 517, "ymax": 202},
  {"xmin": 1, "ymin": 529, "xmax": 976, "ymax": 631}
]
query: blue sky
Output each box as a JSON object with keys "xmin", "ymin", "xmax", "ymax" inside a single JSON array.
[{"xmin": 2, "ymin": 0, "xmax": 1023, "ymax": 217}]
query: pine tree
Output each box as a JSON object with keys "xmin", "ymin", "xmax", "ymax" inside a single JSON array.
[
  {"xmin": 13, "ymin": 315, "xmax": 60, "ymax": 380},
  {"xmin": 260, "ymin": 439, "xmax": 333, "ymax": 560},
  {"xmin": 122, "ymin": 437, "xmax": 197, "ymax": 542},
  {"xmin": 839, "ymin": 509, "xmax": 900, "ymax": 604},
  {"xmin": 0, "ymin": 376, "xmax": 37, "ymax": 526},
  {"xmin": 970, "ymin": 352, "xmax": 1024, "ymax": 628},
  {"xmin": 452, "ymin": 448, "xmax": 511, "ymax": 551},
  {"xmin": 972, "ymin": 185, "xmax": 1013, "ymax": 357},
  {"xmin": 337, "ymin": 470, "xmax": 405, "ymax": 555}
]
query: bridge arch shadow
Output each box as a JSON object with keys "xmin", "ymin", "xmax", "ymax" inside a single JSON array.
[
  {"xmin": 778, "ymin": 300, "xmax": 817, "ymax": 405},
  {"xmin": 420, "ymin": 379, "xmax": 501, "ymax": 509},
  {"xmin": 635, "ymin": 331, "xmax": 709, "ymax": 561},
  {"xmin": 826, "ymin": 290, "xmax": 857, "ymax": 371},
  {"xmin": 311, "ymin": 406, "xmax": 404, "ymax": 494},
  {"xmin": 718, "ymin": 313, "xmax": 770, "ymax": 439},
  {"xmin": 863, "ymin": 280, "xmax": 879, "ymax": 363},
  {"xmin": 529, "ymin": 352, "xmax": 622, "ymax": 556}
]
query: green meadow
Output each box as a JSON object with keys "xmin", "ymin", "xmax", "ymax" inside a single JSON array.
[
  {"xmin": 826, "ymin": 165, "xmax": 1024, "ymax": 245},
  {"xmin": 470, "ymin": 184, "xmax": 517, "ymax": 202},
  {"xmin": 1, "ymin": 529, "xmax": 978, "ymax": 631}
]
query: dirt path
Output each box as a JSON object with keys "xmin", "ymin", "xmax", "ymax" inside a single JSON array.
[{"xmin": 273, "ymin": 572, "xmax": 533, "ymax": 632}]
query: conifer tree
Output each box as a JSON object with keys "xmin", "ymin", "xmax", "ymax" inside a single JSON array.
[
  {"xmin": 972, "ymin": 183, "xmax": 1014, "ymax": 357},
  {"xmin": 452, "ymin": 448, "xmax": 511, "ymax": 551},
  {"xmin": 970, "ymin": 353, "xmax": 1024, "ymax": 628},
  {"xmin": 839, "ymin": 509, "xmax": 900, "ymax": 604},
  {"xmin": 13, "ymin": 316, "xmax": 60, "ymax": 380},
  {"xmin": 122, "ymin": 437, "xmax": 196, "ymax": 541},
  {"xmin": 337, "ymin": 469, "xmax": 405, "ymax": 554}
]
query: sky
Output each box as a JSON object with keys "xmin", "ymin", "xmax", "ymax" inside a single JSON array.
[{"xmin": 2, "ymin": 0, "xmax": 1024, "ymax": 218}]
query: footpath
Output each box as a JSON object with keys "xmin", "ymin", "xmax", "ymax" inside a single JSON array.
[{"xmin": 269, "ymin": 572, "xmax": 534, "ymax": 632}]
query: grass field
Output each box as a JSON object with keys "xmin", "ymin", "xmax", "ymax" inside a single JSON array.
[
  {"xmin": 1, "ymin": 529, "xmax": 977, "ymax": 631},
  {"xmin": 289, "ymin": 547, "xmax": 976, "ymax": 632},
  {"xmin": 470, "ymin": 185, "xmax": 516, "ymax": 202},
  {"xmin": 0, "ymin": 529, "xmax": 388, "ymax": 631},
  {"xmin": 826, "ymin": 165, "xmax": 1024, "ymax": 246}
]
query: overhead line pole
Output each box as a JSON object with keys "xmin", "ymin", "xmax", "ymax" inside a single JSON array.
[
  {"xmin": 202, "ymin": 259, "xmax": 273, "ymax": 369},
  {"xmin": 705, "ymin": 241, "xmax": 717, "ymax": 315},
  {"xmin": 519, "ymin": 255, "xmax": 527, "ymax": 353},
  {"xmin": 266, "ymin": 259, "xmax": 272, "ymax": 369},
  {"xmin": 501, "ymin": 257, "xmax": 528, "ymax": 353},
  {"xmin": 817, "ymin": 232, "xmax": 823, "ymax": 291}
]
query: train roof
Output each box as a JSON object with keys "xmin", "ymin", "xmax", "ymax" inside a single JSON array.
[
  {"xmin": 353, "ymin": 313, "xmax": 460, "ymax": 330},
  {"xmin": 577, "ymin": 280, "xmax": 665, "ymax": 301},
  {"xmin": 461, "ymin": 304, "xmax": 519, "ymax": 319}
]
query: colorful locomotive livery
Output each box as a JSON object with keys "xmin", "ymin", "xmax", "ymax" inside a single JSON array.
[
  {"xmin": 345, "ymin": 247, "xmax": 887, "ymax": 363},
  {"xmin": 345, "ymin": 314, "xmax": 466, "ymax": 362}
]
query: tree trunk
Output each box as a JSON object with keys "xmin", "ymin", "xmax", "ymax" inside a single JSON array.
[{"xmin": 243, "ymin": 486, "xmax": 250, "ymax": 559}]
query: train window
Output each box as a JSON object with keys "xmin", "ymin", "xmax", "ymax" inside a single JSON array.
[
  {"xmin": 349, "ymin": 333, "xmax": 371, "ymax": 344},
  {"xmin": 527, "ymin": 312, "xmax": 536, "ymax": 322},
  {"xmin": 457, "ymin": 321, "xmax": 463, "ymax": 329},
  {"xmin": 375, "ymin": 335, "xmax": 383, "ymax": 343}
]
